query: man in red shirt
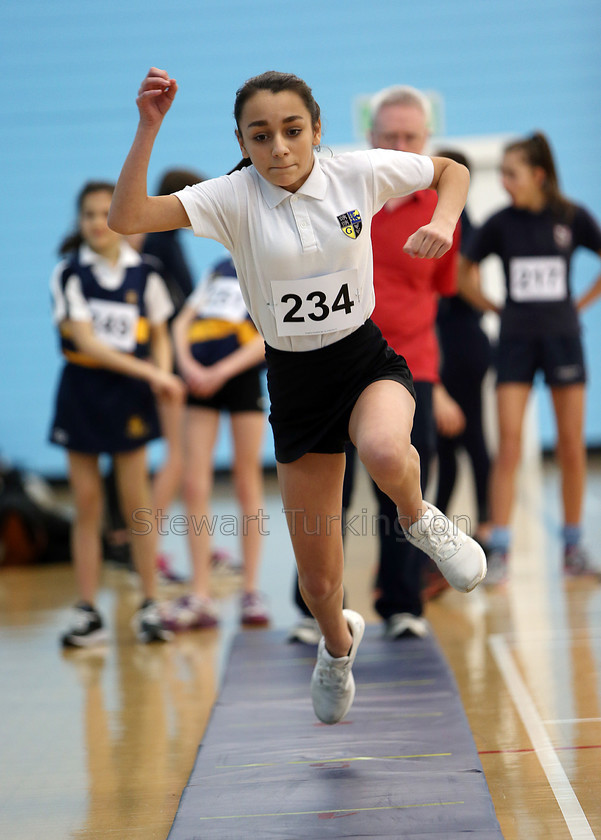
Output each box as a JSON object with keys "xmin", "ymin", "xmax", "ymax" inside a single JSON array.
[{"xmin": 368, "ymin": 85, "xmax": 463, "ymax": 639}]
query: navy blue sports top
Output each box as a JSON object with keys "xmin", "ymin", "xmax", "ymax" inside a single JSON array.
[
  {"xmin": 464, "ymin": 204, "xmax": 601, "ymax": 337},
  {"xmin": 56, "ymin": 254, "xmax": 156, "ymax": 366}
]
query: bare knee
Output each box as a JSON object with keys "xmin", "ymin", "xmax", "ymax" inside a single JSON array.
[
  {"xmin": 496, "ymin": 437, "xmax": 522, "ymax": 473},
  {"xmin": 232, "ymin": 465, "xmax": 262, "ymax": 510},
  {"xmin": 299, "ymin": 568, "xmax": 342, "ymax": 605},
  {"xmin": 73, "ymin": 482, "xmax": 103, "ymax": 525},
  {"xmin": 357, "ymin": 432, "xmax": 411, "ymax": 486},
  {"xmin": 556, "ymin": 435, "xmax": 585, "ymax": 467},
  {"xmin": 182, "ymin": 472, "xmax": 211, "ymax": 508}
]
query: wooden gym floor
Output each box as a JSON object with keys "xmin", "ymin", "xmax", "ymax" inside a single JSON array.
[{"xmin": 1, "ymin": 452, "xmax": 601, "ymax": 839}]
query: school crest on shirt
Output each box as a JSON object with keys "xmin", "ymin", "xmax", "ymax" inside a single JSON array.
[
  {"xmin": 337, "ymin": 209, "xmax": 362, "ymax": 239},
  {"xmin": 553, "ymin": 224, "xmax": 572, "ymax": 250},
  {"xmin": 125, "ymin": 290, "xmax": 139, "ymax": 305}
]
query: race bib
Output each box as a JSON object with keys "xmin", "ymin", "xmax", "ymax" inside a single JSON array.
[
  {"xmin": 200, "ymin": 276, "xmax": 248, "ymax": 323},
  {"xmin": 509, "ymin": 257, "xmax": 567, "ymax": 302},
  {"xmin": 89, "ymin": 298, "xmax": 138, "ymax": 352},
  {"xmin": 271, "ymin": 269, "xmax": 362, "ymax": 337}
]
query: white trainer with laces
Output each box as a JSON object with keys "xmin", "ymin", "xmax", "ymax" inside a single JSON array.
[
  {"xmin": 310, "ymin": 609, "xmax": 365, "ymax": 725},
  {"xmin": 402, "ymin": 502, "xmax": 487, "ymax": 593}
]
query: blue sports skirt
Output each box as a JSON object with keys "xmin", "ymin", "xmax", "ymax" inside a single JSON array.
[{"xmin": 49, "ymin": 363, "xmax": 161, "ymax": 454}]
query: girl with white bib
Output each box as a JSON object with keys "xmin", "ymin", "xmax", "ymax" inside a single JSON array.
[
  {"xmin": 163, "ymin": 254, "xmax": 269, "ymax": 631},
  {"xmin": 50, "ymin": 181, "xmax": 184, "ymax": 647},
  {"xmin": 109, "ymin": 68, "xmax": 486, "ymax": 724},
  {"xmin": 460, "ymin": 132, "xmax": 601, "ymax": 584}
]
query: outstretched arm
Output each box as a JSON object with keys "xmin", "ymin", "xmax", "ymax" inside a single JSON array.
[
  {"xmin": 108, "ymin": 67, "xmax": 190, "ymax": 235},
  {"xmin": 403, "ymin": 157, "xmax": 470, "ymax": 259}
]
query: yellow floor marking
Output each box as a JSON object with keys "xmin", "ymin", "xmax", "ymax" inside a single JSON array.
[{"xmin": 194, "ymin": 800, "xmax": 465, "ymax": 821}]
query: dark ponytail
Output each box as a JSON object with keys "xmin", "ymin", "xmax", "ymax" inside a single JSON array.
[
  {"xmin": 505, "ymin": 132, "xmax": 573, "ymax": 221},
  {"xmin": 58, "ymin": 180, "xmax": 115, "ymax": 256},
  {"xmin": 227, "ymin": 158, "xmax": 253, "ymax": 175}
]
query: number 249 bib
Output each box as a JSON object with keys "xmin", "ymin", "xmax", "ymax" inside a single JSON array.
[{"xmin": 271, "ymin": 269, "xmax": 362, "ymax": 337}]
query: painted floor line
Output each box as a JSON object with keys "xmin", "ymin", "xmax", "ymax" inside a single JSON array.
[
  {"xmin": 489, "ymin": 633, "xmax": 595, "ymax": 840},
  {"xmin": 215, "ymin": 751, "xmax": 452, "ymax": 769},
  {"xmin": 192, "ymin": 800, "xmax": 465, "ymax": 822},
  {"xmin": 480, "ymin": 744, "xmax": 601, "ymax": 755}
]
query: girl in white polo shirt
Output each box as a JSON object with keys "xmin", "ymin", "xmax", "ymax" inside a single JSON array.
[{"xmin": 109, "ymin": 67, "xmax": 486, "ymax": 724}]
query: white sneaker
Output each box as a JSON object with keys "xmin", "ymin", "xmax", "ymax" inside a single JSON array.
[
  {"xmin": 132, "ymin": 600, "xmax": 174, "ymax": 643},
  {"xmin": 402, "ymin": 502, "xmax": 486, "ymax": 593},
  {"xmin": 385, "ymin": 612, "xmax": 429, "ymax": 639},
  {"xmin": 287, "ymin": 616, "xmax": 321, "ymax": 645},
  {"xmin": 310, "ymin": 609, "xmax": 365, "ymax": 725}
]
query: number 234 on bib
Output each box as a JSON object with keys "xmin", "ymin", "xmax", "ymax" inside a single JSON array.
[{"xmin": 271, "ymin": 270, "xmax": 363, "ymax": 337}]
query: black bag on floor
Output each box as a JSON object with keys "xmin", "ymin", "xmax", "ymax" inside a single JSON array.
[{"xmin": 0, "ymin": 466, "xmax": 71, "ymax": 567}]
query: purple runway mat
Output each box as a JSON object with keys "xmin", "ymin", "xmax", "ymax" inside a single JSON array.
[{"xmin": 167, "ymin": 627, "xmax": 503, "ymax": 839}]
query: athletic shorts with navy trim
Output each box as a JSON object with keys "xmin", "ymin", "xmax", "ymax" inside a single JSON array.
[
  {"xmin": 265, "ymin": 319, "xmax": 416, "ymax": 464},
  {"xmin": 495, "ymin": 333, "xmax": 586, "ymax": 386},
  {"xmin": 186, "ymin": 365, "xmax": 265, "ymax": 413}
]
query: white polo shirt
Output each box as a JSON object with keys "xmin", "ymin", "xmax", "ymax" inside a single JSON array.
[{"xmin": 176, "ymin": 148, "xmax": 434, "ymax": 351}]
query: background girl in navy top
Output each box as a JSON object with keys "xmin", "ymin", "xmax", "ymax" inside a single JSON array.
[
  {"xmin": 50, "ymin": 181, "xmax": 185, "ymax": 647},
  {"xmin": 460, "ymin": 132, "xmax": 601, "ymax": 582},
  {"xmin": 163, "ymin": 255, "xmax": 269, "ymax": 631}
]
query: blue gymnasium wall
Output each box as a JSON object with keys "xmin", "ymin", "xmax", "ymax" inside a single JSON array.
[{"xmin": 1, "ymin": 0, "xmax": 600, "ymax": 476}]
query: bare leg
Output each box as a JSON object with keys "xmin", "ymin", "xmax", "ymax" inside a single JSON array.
[
  {"xmin": 67, "ymin": 451, "xmax": 103, "ymax": 605},
  {"xmin": 349, "ymin": 379, "xmax": 486, "ymax": 593},
  {"xmin": 230, "ymin": 411, "xmax": 266, "ymax": 593},
  {"xmin": 277, "ymin": 453, "xmax": 351, "ymax": 658},
  {"xmin": 551, "ymin": 384, "xmax": 586, "ymax": 526},
  {"xmin": 114, "ymin": 447, "xmax": 157, "ymax": 601},
  {"xmin": 490, "ymin": 384, "xmax": 531, "ymax": 528},
  {"xmin": 182, "ymin": 407, "xmax": 220, "ymax": 599},
  {"xmin": 152, "ymin": 397, "xmax": 185, "ymax": 523},
  {"xmin": 348, "ymin": 380, "xmax": 423, "ymax": 524}
]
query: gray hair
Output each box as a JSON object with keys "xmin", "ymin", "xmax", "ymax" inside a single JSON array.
[{"xmin": 369, "ymin": 85, "xmax": 431, "ymax": 128}]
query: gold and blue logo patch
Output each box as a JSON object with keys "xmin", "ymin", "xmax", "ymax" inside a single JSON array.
[{"xmin": 337, "ymin": 209, "xmax": 362, "ymax": 239}]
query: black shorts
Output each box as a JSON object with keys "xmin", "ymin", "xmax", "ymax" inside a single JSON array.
[
  {"xmin": 265, "ymin": 319, "xmax": 416, "ymax": 463},
  {"xmin": 187, "ymin": 365, "xmax": 265, "ymax": 413},
  {"xmin": 495, "ymin": 333, "xmax": 586, "ymax": 387},
  {"xmin": 49, "ymin": 363, "xmax": 160, "ymax": 454}
]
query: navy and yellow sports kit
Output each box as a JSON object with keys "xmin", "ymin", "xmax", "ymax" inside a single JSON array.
[
  {"xmin": 185, "ymin": 257, "xmax": 265, "ymax": 413},
  {"xmin": 49, "ymin": 251, "xmax": 164, "ymax": 453}
]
